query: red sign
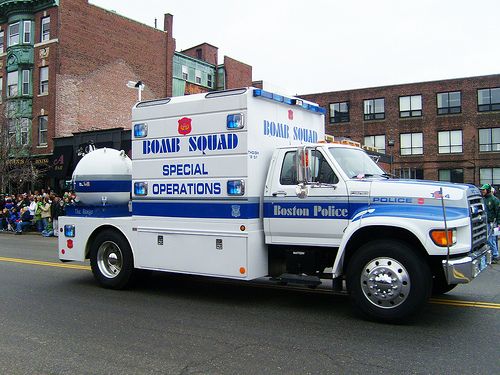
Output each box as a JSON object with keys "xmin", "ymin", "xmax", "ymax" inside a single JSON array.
[
  {"xmin": 178, "ymin": 117, "xmax": 192, "ymax": 135},
  {"xmin": 288, "ymin": 110, "xmax": 294, "ymax": 120}
]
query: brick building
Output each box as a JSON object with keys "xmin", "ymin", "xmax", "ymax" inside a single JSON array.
[
  {"xmin": 0, "ymin": 0, "xmax": 252, "ymax": 191},
  {"xmin": 302, "ymin": 74, "xmax": 500, "ymax": 188}
]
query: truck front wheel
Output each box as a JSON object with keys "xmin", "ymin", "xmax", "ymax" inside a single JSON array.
[
  {"xmin": 90, "ymin": 230, "xmax": 135, "ymax": 289},
  {"xmin": 346, "ymin": 240, "xmax": 431, "ymax": 322}
]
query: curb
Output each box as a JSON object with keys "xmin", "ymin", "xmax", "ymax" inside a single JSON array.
[{"xmin": 0, "ymin": 230, "xmax": 51, "ymax": 236}]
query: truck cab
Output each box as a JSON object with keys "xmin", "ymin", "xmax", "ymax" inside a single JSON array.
[{"xmin": 263, "ymin": 142, "xmax": 491, "ymax": 320}]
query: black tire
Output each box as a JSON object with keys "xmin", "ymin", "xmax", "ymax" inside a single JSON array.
[
  {"xmin": 346, "ymin": 240, "xmax": 432, "ymax": 323},
  {"xmin": 432, "ymin": 270, "xmax": 458, "ymax": 295},
  {"xmin": 90, "ymin": 230, "xmax": 135, "ymax": 289}
]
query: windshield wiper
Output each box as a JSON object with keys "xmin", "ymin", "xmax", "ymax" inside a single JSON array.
[{"xmin": 351, "ymin": 173, "xmax": 390, "ymax": 179}]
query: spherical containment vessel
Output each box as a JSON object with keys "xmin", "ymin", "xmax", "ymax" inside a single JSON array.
[{"xmin": 72, "ymin": 148, "xmax": 132, "ymax": 206}]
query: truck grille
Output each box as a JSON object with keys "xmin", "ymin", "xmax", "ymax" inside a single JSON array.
[{"xmin": 469, "ymin": 196, "xmax": 487, "ymax": 248}]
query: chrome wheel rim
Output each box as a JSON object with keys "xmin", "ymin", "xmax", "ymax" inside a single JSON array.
[
  {"xmin": 360, "ymin": 257, "xmax": 410, "ymax": 309},
  {"xmin": 97, "ymin": 241, "xmax": 123, "ymax": 279}
]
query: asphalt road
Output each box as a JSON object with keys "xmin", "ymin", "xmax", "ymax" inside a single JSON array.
[{"xmin": 0, "ymin": 233, "xmax": 499, "ymax": 375}]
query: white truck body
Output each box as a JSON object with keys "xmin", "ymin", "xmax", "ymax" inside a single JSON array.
[{"xmin": 58, "ymin": 87, "xmax": 491, "ymax": 322}]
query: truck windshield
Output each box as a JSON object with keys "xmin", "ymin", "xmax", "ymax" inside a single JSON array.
[{"xmin": 328, "ymin": 147, "xmax": 386, "ymax": 179}]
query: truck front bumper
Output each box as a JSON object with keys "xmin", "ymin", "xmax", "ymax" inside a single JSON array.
[{"xmin": 442, "ymin": 244, "xmax": 491, "ymax": 284}]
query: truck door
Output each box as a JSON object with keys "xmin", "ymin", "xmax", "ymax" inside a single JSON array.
[{"xmin": 265, "ymin": 148, "xmax": 349, "ymax": 247}]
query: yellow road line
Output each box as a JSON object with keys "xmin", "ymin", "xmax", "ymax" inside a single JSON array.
[
  {"xmin": 0, "ymin": 256, "xmax": 90, "ymax": 270},
  {"xmin": 430, "ymin": 298, "xmax": 500, "ymax": 309},
  {"xmin": 0, "ymin": 256, "xmax": 499, "ymax": 310}
]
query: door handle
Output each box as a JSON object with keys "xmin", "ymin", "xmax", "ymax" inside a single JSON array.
[{"xmin": 272, "ymin": 191, "xmax": 287, "ymax": 196}]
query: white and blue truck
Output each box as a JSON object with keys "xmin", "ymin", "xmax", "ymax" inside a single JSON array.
[{"xmin": 58, "ymin": 87, "xmax": 491, "ymax": 322}]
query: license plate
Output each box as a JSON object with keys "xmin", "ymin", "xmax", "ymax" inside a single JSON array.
[{"xmin": 479, "ymin": 255, "xmax": 487, "ymax": 272}]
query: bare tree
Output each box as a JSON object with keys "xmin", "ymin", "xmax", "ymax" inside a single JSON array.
[{"xmin": 0, "ymin": 111, "xmax": 47, "ymax": 193}]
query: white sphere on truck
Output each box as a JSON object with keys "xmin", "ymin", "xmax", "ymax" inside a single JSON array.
[{"xmin": 72, "ymin": 148, "xmax": 132, "ymax": 206}]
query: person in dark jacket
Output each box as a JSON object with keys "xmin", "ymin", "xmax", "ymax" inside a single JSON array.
[
  {"xmin": 480, "ymin": 183, "xmax": 500, "ymax": 263},
  {"xmin": 4, "ymin": 198, "xmax": 14, "ymax": 211},
  {"xmin": 0, "ymin": 208, "xmax": 9, "ymax": 231},
  {"xmin": 15, "ymin": 207, "xmax": 33, "ymax": 234},
  {"xmin": 7, "ymin": 207, "xmax": 19, "ymax": 231},
  {"xmin": 50, "ymin": 196, "xmax": 65, "ymax": 237}
]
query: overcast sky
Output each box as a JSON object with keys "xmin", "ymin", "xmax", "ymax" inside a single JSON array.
[{"xmin": 90, "ymin": 0, "xmax": 500, "ymax": 96}]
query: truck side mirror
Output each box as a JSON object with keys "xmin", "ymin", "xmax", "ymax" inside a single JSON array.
[
  {"xmin": 296, "ymin": 147, "xmax": 311, "ymax": 184},
  {"xmin": 296, "ymin": 147, "xmax": 311, "ymax": 198}
]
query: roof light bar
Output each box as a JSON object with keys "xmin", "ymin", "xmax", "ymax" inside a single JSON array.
[{"xmin": 253, "ymin": 89, "xmax": 325, "ymax": 114}]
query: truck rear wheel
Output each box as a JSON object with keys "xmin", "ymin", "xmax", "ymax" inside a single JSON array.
[
  {"xmin": 90, "ymin": 230, "xmax": 135, "ymax": 289},
  {"xmin": 346, "ymin": 240, "xmax": 431, "ymax": 322}
]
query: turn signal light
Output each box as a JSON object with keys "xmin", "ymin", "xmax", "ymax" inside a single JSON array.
[{"xmin": 430, "ymin": 229, "xmax": 456, "ymax": 247}]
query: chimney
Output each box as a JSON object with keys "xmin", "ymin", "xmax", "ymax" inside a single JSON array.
[{"xmin": 164, "ymin": 13, "xmax": 173, "ymax": 35}]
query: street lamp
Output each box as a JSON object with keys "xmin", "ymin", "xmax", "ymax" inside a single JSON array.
[
  {"xmin": 387, "ymin": 139, "xmax": 395, "ymax": 176},
  {"xmin": 126, "ymin": 80, "xmax": 145, "ymax": 102}
]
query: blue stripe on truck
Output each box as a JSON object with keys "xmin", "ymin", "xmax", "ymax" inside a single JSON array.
[
  {"xmin": 74, "ymin": 180, "xmax": 131, "ymax": 193},
  {"xmin": 263, "ymin": 201, "xmax": 469, "ymax": 221},
  {"xmin": 132, "ymin": 201, "xmax": 260, "ymax": 219}
]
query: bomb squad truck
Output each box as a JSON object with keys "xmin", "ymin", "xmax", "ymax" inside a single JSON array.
[{"xmin": 58, "ymin": 87, "xmax": 492, "ymax": 322}]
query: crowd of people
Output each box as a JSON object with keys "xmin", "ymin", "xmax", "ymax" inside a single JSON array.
[{"xmin": 0, "ymin": 190, "xmax": 75, "ymax": 237}]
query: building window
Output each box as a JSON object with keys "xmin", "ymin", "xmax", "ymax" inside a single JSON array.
[
  {"xmin": 479, "ymin": 128, "xmax": 500, "ymax": 152},
  {"xmin": 400, "ymin": 132, "xmax": 423, "ymax": 155},
  {"xmin": 364, "ymin": 135, "xmax": 386, "ymax": 154},
  {"xmin": 23, "ymin": 20, "xmax": 31, "ymax": 44},
  {"xmin": 439, "ymin": 169, "xmax": 464, "ymax": 183},
  {"xmin": 7, "ymin": 71, "xmax": 18, "ymax": 97},
  {"xmin": 395, "ymin": 168, "xmax": 424, "ymax": 180},
  {"xmin": 0, "ymin": 77, "xmax": 3, "ymax": 102},
  {"xmin": 437, "ymin": 91, "xmax": 461, "ymax": 115},
  {"xmin": 478, "ymin": 87, "xmax": 500, "ymax": 112},
  {"xmin": 20, "ymin": 118, "xmax": 30, "ymax": 145},
  {"xmin": 195, "ymin": 70, "xmax": 201, "ymax": 84},
  {"xmin": 399, "ymin": 95, "xmax": 422, "ymax": 117},
  {"xmin": 330, "ymin": 101, "xmax": 350, "ymax": 123},
  {"xmin": 38, "ymin": 116, "xmax": 48, "ymax": 145},
  {"xmin": 39, "ymin": 66, "xmax": 48, "ymax": 94},
  {"xmin": 280, "ymin": 151, "xmax": 298, "ymax": 185},
  {"xmin": 8, "ymin": 22, "xmax": 19, "ymax": 46},
  {"xmin": 8, "ymin": 119, "xmax": 17, "ymax": 143},
  {"xmin": 438, "ymin": 130, "xmax": 462, "ymax": 153},
  {"xmin": 41, "ymin": 16, "xmax": 50, "ymax": 42},
  {"xmin": 181, "ymin": 65, "xmax": 188, "ymax": 81},
  {"xmin": 207, "ymin": 74, "xmax": 212, "ymax": 87},
  {"xmin": 22, "ymin": 69, "xmax": 30, "ymax": 95},
  {"xmin": 6, "ymin": 101, "xmax": 16, "ymax": 117},
  {"xmin": 480, "ymin": 168, "xmax": 500, "ymax": 185},
  {"xmin": 364, "ymin": 98, "xmax": 385, "ymax": 120},
  {"xmin": 0, "ymin": 31, "xmax": 4, "ymax": 53}
]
